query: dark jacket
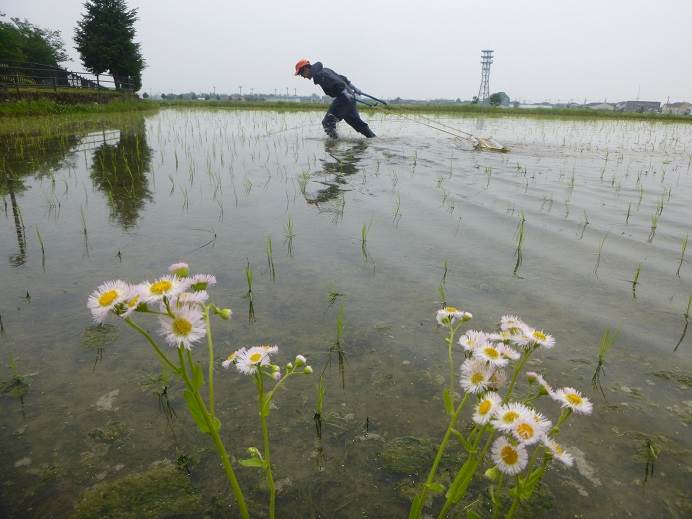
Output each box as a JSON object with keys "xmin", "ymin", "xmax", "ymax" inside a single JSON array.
[{"xmin": 311, "ymin": 62, "xmax": 352, "ymax": 98}]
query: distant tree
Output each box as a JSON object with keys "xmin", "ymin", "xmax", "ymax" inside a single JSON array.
[
  {"xmin": 141, "ymin": 91, "xmax": 148, "ymax": 98},
  {"xmin": 0, "ymin": 15, "xmax": 68, "ymax": 65},
  {"xmin": 489, "ymin": 92, "xmax": 510, "ymax": 106},
  {"xmin": 471, "ymin": 96, "xmax": 479, "ymax": 104},
  {"xmin": 160, "ymin": 93, "xmax": 166, "ymax": 99},
  {"xmin": 74, "ymin": 0, "xmax": 144, "ymax": 90}
]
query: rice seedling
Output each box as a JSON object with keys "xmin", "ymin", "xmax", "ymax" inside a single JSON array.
[
  {"xmin": 361, "ymin": 221, "xmax": 372, "ymax": 260},
  {"xmin": 647, "ymin": 213, "xmax": 658, "ymax": 243},
  {"xmin": 673, "ymin": 294, "xmax": 691, "ymax": 352},
  {"xmin": 0, "ymin": 313, "xmax": 4, "ymax": 334},
  {"xmin": 676, "ymin": 233, "xmax": 688, "ymax": 277},
  {"xmin": 593, "ymin": 232, "xmax": 608, "ymax": 277},
  {"xmin": 625, "ymin": 202, "xmax": 632, "ymax": 224},
  {"xmin": 327, "ymin": 303, "xmax": 347, "ymax": 389},
  {"xmin": 266, "ymin": 236, "xmax": 276, "ymax": 282},
  {"xmin": 284, "ymin": 216, "xmax": 295, "ymax": 257},
  {"xmin": 438, "ymin": 260, "xmax": 448, "ymax": 306},
  {"xmin": 630, "ymin": 263, "xmax": 642, "ymax": 298},
  {"xmin": 35, "ymin": 225, "xmax": 46, "ymax": 270},
  {"xmin": 393, "ymin": 191, "xmax": 401, "ymax": 224},
  {"xmin": 314, "ymin": 374, "xmax": 326, "ymax": 439},
  {"xmin": 578, "ymin": 210, "xmax": 589, "ymax": 240},
  {"xmin": 297, "ymin": 170, "xmax": 310, "ymax": 195},
  {"xmin": 513, "ymin": 211, "xmax": 526, "ymax": 276},
  {"xmin": 0, "ymin": 353, "xmax": 29, "ymax": 415},
  {"xmin": 591, "ymin": 326, "xmax": 619, "ymax": 400},
  {"xmin": 638, "ymin": 437, "xmax": 661, "ymax": 484},
  {"xmin": 244, "ymin": 260, "xmax": 256, "ymax": 323}
]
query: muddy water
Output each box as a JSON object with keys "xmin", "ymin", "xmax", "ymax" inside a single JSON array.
[{"xmin": 1, "ymin": 109, "xmax": 690, "ymax": 518}]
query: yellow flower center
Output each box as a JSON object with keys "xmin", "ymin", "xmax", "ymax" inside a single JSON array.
[
  {"xmin": 226, "ymin": 351, "xmax": 239, "ymax": 362},
  {"xmin": 471, "ymin": 372, "xmax": 485, "ymax": 385},
  {"xmin": 444, "ymin": 306, "xmax": 459, "ymax": 313},
  {"xmin": 479, "ymin": 400, "xmax": 492, "ymax": 415},
  {"xmin": 566, "ymin": 393, "xmax": 583, "ymax": 406},
  {"xmin": 150, "ymin": 279, "xmax": 173, "ymax": 295},
  {"xmin": 483, "ymin": 346, "xmax": 499, "ymax": 359},
  {"xmin": 502, "ymin": 411, "xmax": 519, "ymax": 423},
  {"xmin": 98, "ymin": 290, "xmax": 119, "ymax": 307},
  {"xmin": 554, "ymin": 443, "xmax": 565, "ymax": 455},
  {"xmin": 127, "ymin": 295, "xmax": 140, "ymax": 308},
  {"xmin": 501, "ymin": 445, "xmax": 518, "ymax": 465},
  {"xmin": 172, "ymin": 317, "xmax": 192, "ymax": 336},
  {"xmin": 249, "ymin": 352, "xmax": 263, "ymax": 364},
  {"xmin": 533, "ymin": 330, "xmax": 546, "ymax": 341},
  {"xmin": 516, "ymin": 422, "xmax": 535, "ymax": 440}
]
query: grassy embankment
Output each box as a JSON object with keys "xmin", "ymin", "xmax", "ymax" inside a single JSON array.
[{"xmin": 158, "ymin": 98, "xmax": 692, "ymax": 123}]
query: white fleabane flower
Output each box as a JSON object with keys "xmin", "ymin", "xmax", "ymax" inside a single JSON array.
[
  {"xmin": 500, "ymin": 315, "xmax": 528, "ymax": 335},
  {"xmin": 168, "ymin": 262, "xmax": 189, "ymax": 277},
  {"xmin": 190, "ymin": 273, "xmax": 217, "ymax": 290},
  {"xmin": 542, "ymin": 436, "xmax": 574, "ymax": 467},
  {"xmin": 474, "ymin": 342, "xmax": 509, "ymax": 367},
  {"xmin": 159, "ymin": 308, "xmax": 206, "ymax": 350},
  {"xmin": 493, "ymin": 402, "xmax": 532, "ymax": 432},
  {"xmin": 459, "ymin": 330, "xmax": 490, "ymax": 352},
  {"xmin": 235, "ymin": 345, "xmax": 276, "ymax": 375},
  {"xmin": 222, "ymin": 349, "xmax": 243, "ymax": 369},
  {"xmin": 459, "ymin": 359, "xmax": 494, "ymax": 394},
  {"xmin": 491, "ymin": 436, "xmax": 528, "ymax": 475},
  {"xmin": 436, "ymin": 306, "xmax": 472, "ymax": 326},
  {"xmin": 87, "ymin": 280, "xmax": 128, "ymax": 323},
  {"xmin": 526, "ymin": 371, "xmax": 553, "ymax": 395},
  {"xmin": 552, "ymin": 387, "xmax": 593, "ymax": 415},
  {"xmin": 172, "ymin": 290, "xmax": 209, "ymax": 308},
  {"xmin": 488, "ymin": 368, "xmax": 507, "ymax": 390},
  {"xmin": 523, "ymin": 327, "xmax": 556, "ymax": 349},
  {"xmin": 473, "ymin": 392, "xmax": 502, "ymax": 425},
  {"xmin": 119, "ymin": 283, "xmax": 147, "ymax": 318},
  {"xmin": 143, "ymin": 275, "xmax": 189, "ymax": 303},
  {"xmin": 510, "ymin": 413, "xmax": 547, "ymax": 445}
]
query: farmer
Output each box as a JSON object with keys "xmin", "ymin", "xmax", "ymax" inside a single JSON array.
[{"xmin": 294, "ymin": 59, "xmax": 376, "ymax": 139}]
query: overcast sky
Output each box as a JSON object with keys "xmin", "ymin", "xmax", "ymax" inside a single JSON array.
[{"xmin": 4, "ymin": 0, "xmax": 691, "ymax": 102}]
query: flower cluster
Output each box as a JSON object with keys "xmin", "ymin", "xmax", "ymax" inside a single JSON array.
[
  {"xmin": 87, "ymin": 262, "xmax": 225, "ymax": 350},
  {"xmin": 456, "ymin": 314, "xmax": 591, "ymax": 475},
  {"xmin": 223, "ymin": 345, "xmax": 312, "ymax": 381}
]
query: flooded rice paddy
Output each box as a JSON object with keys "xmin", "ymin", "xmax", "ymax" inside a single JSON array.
[{"xmin": 1, "ymin": 108, "xmax": 691, "ymax": 517}]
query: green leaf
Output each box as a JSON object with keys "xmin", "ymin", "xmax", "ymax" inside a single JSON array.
[
  {"xmin": 190, "ymin": 361, "xmax": 204, "ymax": 391},
  {"xmin": 467, "ymin": 511, "xmax": 482, "ymax": 519},
  {"xmin": 445, "ymin": 457, "xmax": 479, "ymax": 503},
  {"xmin": 424, "ymin": 482, "xmax": 445, "ymax": 494},
  {"xmin": 518, "ymin": 467, "xmax": 544, "ymax": 500},
  {"xmin": 443, "ymin": 388, "xmax": 454, "ymax": 416},
  {"xmin": 239, "ymin": 457, "xmax": 265, "ymax": 469},
  {"xmin": 409, "ymin": 494, "xmax": 424, "ymax": 519},
  {"xmin": 183, "ymin": 390, "xmax": 210, "ymax": 434}
]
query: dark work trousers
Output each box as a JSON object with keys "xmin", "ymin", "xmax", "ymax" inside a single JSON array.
[{"xmin": 322, "ymin": 94, "xmax": 374, "ymax": 138}]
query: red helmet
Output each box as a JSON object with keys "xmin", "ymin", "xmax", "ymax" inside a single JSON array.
[{"xmin": 294, "ymin": 58, "xmax": 310, "ymax": 76}]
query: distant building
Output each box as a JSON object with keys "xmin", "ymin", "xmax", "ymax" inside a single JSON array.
[
  {"xmin": 585, "ymin": 102, "xmax": 615, "ymax": 111},
  {"xmin": 661, "ymin": 102, "xmax": 691, "ymax": 115},
  {"xmin": 615, "ymin": 101, "xmax": 661, "ymax": 113}
]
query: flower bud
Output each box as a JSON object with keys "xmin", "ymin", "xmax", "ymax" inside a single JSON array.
[
  {"xmin": 168, "ymin": 262, "xmax": 189, "ymax": 278},
  {"xmin": 484, "ymin": 466, "xmax": 500, "ymax": 482},
  {"xmin": 273, "ymin": 371, "xmax": 282, "ymax": 382},
  {"xmin": 286, "ymin": 362, "xmax": 294, "ymax": 371},
  {"xmin": 214, "ymin": 307, "xmax": 232, "ymax": 320},
  {"xmin": 303, "ymin": 365, "xmax": 313, "ymax": 375},
  {"xmin": 294, "ymin": 354, "xmax": 306, "ymax": 368}
]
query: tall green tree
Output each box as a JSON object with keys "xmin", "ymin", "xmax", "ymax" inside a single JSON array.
[
  {"xmin": 74, "ymin": 0, "xmax": 144, "ymax": 90},
  {"xmin": 0, "ymin": 14, "xmax": 68, "ymax": 65}
]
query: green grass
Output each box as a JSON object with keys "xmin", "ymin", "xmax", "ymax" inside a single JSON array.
[
  {"xmin": 0, "ymin": 98, "xmax": 155, "ymax": 118},
  {"xmin": 156, "ymin": 99, "xmax": 692, "ymax": 123}
]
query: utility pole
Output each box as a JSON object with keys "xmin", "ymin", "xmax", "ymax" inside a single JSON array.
[
  {"xmin": 286, "ymin": 87, "xmax": 289, "ymax": 96},
  {"xmin": 239, "ymin": 85, "xmax": 242, "ymax": 96}
]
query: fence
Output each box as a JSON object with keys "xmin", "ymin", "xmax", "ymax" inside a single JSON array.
[{"xmin": 0, "ymin": 61, "xmax": 135, "ymax": 93}]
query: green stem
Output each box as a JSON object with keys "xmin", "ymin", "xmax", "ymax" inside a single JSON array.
[
  {"xmin": 491, "ymin": 473, "xmax": 506, "ymax": 519},
  {"xmin": 503, "ymin": 348, "xmax": 533, "ymax": 404},
  {"xmin": 447, "ymin": 323, "xmax": 456, "ymax": 403},
  {"xmin": 256, "ymin": 371, "xmax": 276, "ymax": 519},
  {"xmin": 505, "ymin": 476, "xmax": 521, "ymax": 519},
  {"xmin": 125, "ymin": 318, "xmax": 180, "ymax": 374},
  {"xmin": 204, "ymin": 305, "xmax": 215, "ymax": 420},
  {"xmin": 177, "ymin": 349, "xmax": 250, "ymax": 519},
  {"xmin": 412, "ymin": 393, "xmax": 469, "ymax": 518}
]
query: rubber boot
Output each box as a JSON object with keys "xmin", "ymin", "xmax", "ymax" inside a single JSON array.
[
  {"xmin": 361, "ymin": 127, "xmax": 376, "ymax": 138},
  {"xmin": 322, "ymin": 114, "xmax": 339, "ymax": 139}
]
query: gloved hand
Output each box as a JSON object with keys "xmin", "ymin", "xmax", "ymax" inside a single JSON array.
[
  {"xmin": 349, "ymin": 84, "xmax": 363, "ymax": 95},
  {"xmin": 341, "ymin": 88, "xmax": 355, "ymax": 101}
]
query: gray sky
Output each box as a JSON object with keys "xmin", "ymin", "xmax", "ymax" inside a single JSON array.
[{"xmin": 5, "ymin": 0, "xmax": 691, "ymax": 102}]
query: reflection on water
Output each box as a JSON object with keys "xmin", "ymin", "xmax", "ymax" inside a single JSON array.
[
  {"xmin": 1, "ymin": 110, "xmax": 691, "ymax": 518},
  {"xmin": 90, "ymin": 120, "xmax": 152, "ymax": 230}
]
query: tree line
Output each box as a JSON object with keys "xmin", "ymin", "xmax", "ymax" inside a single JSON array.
[{"xmin": 1, "ymin": 0, "xmax": 144, "ymax": 91}]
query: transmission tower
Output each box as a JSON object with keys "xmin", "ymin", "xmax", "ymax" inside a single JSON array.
[{"xmin": 478, "ymin": 49, "xmax": 494, "ymax": 104}]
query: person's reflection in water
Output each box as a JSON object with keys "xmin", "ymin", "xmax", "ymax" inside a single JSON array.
[
  {"xmin": 303, "ymin": 140, "xmax": 369, "ymax": 220},
  {"xmin": 90, "ymin": 117, "xmax": 153, "ymax": 230}
]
